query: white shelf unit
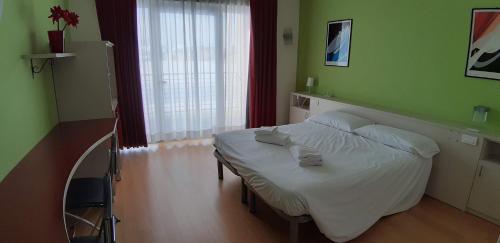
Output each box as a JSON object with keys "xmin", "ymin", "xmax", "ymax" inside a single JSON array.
[
  {"xmin": 53, "ymin": 41, "xmax": 118, "ymax": 122},
  {"xmin": 50, "ymin": 41, "xmax": 121, "ymax": 179},
  {"xmin": 289, "ymin": 93, "xmax": 311, "ymax": 124}
]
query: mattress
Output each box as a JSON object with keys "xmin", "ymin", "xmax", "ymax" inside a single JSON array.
[{"xmin": 214, "ymin": 121, "xmax": 432, "ymax": 242}]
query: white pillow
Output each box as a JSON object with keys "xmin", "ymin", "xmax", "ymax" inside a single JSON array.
[
  {"xmin": 307, "ymin": 111, "xmax": 373, "ymax": 132},
  {"xmin": 354, "ymin": 124, "xmax": 440, "ymax": 158}
]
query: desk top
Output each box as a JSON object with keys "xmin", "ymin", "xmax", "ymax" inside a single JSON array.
[{"xmin": 0, "ymin": 119, "xmax": 116, "ymax": 243}]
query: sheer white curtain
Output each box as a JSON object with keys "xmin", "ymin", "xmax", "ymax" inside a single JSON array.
[{"xmin": 137, "ymin": 0, "xmax": 250, "ymax": 143}]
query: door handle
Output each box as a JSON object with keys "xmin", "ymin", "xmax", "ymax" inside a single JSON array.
[{"xmin": 478, "ymin": 165, "xmax": 484, "ymax": 177}]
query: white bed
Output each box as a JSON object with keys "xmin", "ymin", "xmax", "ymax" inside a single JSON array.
[{"xmin": 214, "ymin": 121, "xmax": 432, "ymax": 242}]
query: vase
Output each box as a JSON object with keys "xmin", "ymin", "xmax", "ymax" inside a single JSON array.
[{"xmin": 48, "ymin": 30, "xmax": 64, "ymax": 53}]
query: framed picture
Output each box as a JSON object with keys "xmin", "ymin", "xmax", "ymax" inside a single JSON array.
[
  {"xmin": 325, "ymin": 19, "xmax": 352, "ymax": 67},
  {"xmin": 465, "ymin": 8, "xmax": 500, "ymax": 81}
]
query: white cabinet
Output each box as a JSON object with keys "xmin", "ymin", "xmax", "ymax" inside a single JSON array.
[
  {"xmin": 54, "ymin": 41, "xmax": 118, "ymax": 122},
  {"xmin": 309, "ymin": 97, "xmax": 321, "ymax": 115},
  {"xmin": 290, "ymin": 93, "xmax": 342, "ymax": 121},
  {"xmin": 289, "ymin": 106, "xmax": 310, "ymax": 124},
  {"xmin": 51, "ymin": 41, "xmax": 121, "ymax": 180},
  {"xmin": 468, "ymin": 160, "xmax": 500, "ymax": 223},
  {"xmin": 289, "ymin": 93, "xmax": 311, "ymax": 123},
  {"xmin": 467, "ymin": 139, "xmax": 500, "ymax": 224}
]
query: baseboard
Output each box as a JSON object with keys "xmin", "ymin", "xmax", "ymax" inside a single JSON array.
[{"xmin": 466, "ymin": 208, "xmax": 500, "ymax": 226}]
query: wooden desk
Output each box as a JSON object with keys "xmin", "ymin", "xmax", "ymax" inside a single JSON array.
[{"xmin": 0, "ymin": 119, "xmax": 116, "ymax": 243}]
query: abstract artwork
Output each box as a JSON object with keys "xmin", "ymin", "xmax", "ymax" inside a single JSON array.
[
  {"xmin": 466, "ymin": 8, "xmax": 500, "ymax": 81},
  {"xmin": 325, "ymin": 19, "xmax": 352, "ymax": 67}
]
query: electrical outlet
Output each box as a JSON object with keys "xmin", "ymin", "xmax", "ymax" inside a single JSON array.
[{"xmin": 461, "ymin": 134, "xmax": 478, "ymax": 146}]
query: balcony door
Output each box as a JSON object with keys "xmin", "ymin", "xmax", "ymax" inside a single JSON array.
[{"xmin": 137, "ymin": 0, "xmax": 250, "ymax": 143}]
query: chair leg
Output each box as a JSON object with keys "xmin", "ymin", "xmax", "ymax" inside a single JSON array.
[
  {"xmin": 115, "ymin": 168, "xmax": 122, "ymax": 181},
  {"xmin": 65, "ymin": 212, "xmax": 101, "ymax": 231},
  {"xmin": 89, "ymin": 213, "xmax": 103, "ymax": 236},
  {"xmin": 289, "ymin": 221, "xmax": 299, "ymax": 243},
  {"xmin": 116, "ymin": 151, "xmax": 122, "ymax": 181},
  {"xmin": 241, "ymin": 178, "xmax": 248, "ymax": 205},
  {"xmin": 217, "ymin": 161, "xmax": 224, "ymax": 180},
  {"xmin": 249, "ymin": 191, "xmax": 256, "ymax": 214}
]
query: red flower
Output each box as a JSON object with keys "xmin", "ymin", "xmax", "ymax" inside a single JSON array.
[
  {"xmin": 48, "ymin": 5, "xmax": 64, "ymax": 24},
  {"xmin": 48, "ymin": 6, "xmax": 79, "ymax": 31},
  {"xmin": 64, "ymin": 11, "xmax": 80, "ymax": 28}
]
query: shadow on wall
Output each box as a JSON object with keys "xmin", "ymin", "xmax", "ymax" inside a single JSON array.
[{"xmin": 9, "ymin": 0, "xmax": 38, "ymax": 53}]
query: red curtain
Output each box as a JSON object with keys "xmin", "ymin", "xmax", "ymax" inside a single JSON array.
[
  {"xmin": 95, "ymin": 0, "xmax": 148, "ymax": 148},
  {"xmin": 247, "ymin": 0, "xmax": 278, "ymax": 128}
]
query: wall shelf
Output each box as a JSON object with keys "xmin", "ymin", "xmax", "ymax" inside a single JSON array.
[
  {"xmin": 23, "ymin": 53, "xmax": 76, "ymax": 59},
  {"xmin": 290, "ymin": 93, "xmax": 312, "ymax": 123},
  {"xmin": 23, "ymin": 53, "xmax": 76, "ymax": 79},
  {"xmin": 291, "ymin": 93, "xmax": 310, "ymax": 110},
  {"xmin": 480, "ymin": 139, "xmax": 500, "ymax": 164}
]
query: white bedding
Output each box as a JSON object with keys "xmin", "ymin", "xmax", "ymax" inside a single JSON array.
[{"xmin": 214, "ymin": 121, "xmax": 432, "ymax": 242}]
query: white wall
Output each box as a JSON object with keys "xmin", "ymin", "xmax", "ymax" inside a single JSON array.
[
  {"xmin": 276, "ymin": 0, "xmax": 300, "ymax": 125},
  {"xmin": 68, "ymin": 0, "xmax": 101, "ymax": 42}
]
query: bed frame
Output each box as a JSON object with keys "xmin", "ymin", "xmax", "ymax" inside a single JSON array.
[
  {"xmin": 291, "ymin": 92, "xmax": 491, "ymax": 212},
  {"xmin": 214, "ymin": 150, "xmax": 313, "ymax": 243},
  {"xmin": 214, "ymin": 91, "xmax": 500, "ymax": 242}
]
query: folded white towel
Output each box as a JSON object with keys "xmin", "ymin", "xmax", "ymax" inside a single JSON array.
[
  {"xmin": 255, "ymin": 133, "xmax": 291, "ymax": 146},
  {"xmin": 254, "ymin": 126, "xmax": 278, "ymax": 136},
  {"xmin": 289, "ymin": 144, "xmax": 321, "ymax": 159},
  {"xmin": 289, "ymin": 144, "xmax": 322, "ymax": 166}
]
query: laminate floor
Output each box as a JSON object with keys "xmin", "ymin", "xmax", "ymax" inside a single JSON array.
[{"xmin": 114, "ymin": 141, "xmax": 500, "ymax": 243}]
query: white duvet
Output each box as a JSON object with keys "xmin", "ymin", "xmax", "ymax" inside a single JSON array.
[{"xmin": 214, "ymin": 121, "xmax": 432, "ymax": 242}]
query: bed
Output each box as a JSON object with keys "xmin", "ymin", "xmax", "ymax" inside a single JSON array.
[{"xmin": 214, "ymin": 120, "xmax": 433, "ymax": 243}]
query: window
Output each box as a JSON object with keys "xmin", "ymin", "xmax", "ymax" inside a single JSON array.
[{"xmin": 137, "ymin": 0, "xmax": 250, "ymax": 142}]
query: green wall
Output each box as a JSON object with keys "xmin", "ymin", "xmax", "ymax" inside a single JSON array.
[
  {"xmin": 0, "ymin": 0, "xmax": 67, "ymax": 181},
  {"xmin": 297, "ymin": 0, "xmax": 500, "ymax": 132}
]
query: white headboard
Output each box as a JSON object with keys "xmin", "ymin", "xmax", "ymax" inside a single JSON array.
[{"xmin": 295, "ymin": 92, "xmax": 486, "ymax": 210}]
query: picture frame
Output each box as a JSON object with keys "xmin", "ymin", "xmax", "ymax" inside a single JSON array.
[
  {"xmin": 325, "ymin": 19, "xmax": 353, "ymax": 67},
  {"xmin": 465, "ymin": 8, "xmax": 500, "ymax": 81}
]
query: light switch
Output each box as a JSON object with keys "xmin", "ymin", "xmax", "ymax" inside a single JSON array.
[{"xmin": 461, "ymin": 134, "xmax": 478, "ymax": 146}]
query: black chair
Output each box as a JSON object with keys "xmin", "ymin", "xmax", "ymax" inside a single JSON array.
[
  {"xmin": 70, "ymin": 175, "xmax": 117, "ymax": 243},
  {"xmin": 65, "ymin": 134, "xmax": 118, "ymax": 230}
]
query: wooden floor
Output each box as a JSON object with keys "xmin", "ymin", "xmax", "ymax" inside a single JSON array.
[{"xmin": 114, "ymin": 141, "xmax": 500, "ymax": 243}]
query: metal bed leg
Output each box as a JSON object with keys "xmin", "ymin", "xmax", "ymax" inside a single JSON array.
[
  {"xmin": 289, "ymin": 221, "xmax": 299, "ymax": 243},
  {"xmin": 249, "ymin": 191, "xmax": 256, "ymax": 214},
  {"xmin": 241, "ymin": 178, "xmax": 248, "ymax": 205},
  {"xmin": 217, "ymin": 161, "xmax": 224, "ymax": 180}
]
